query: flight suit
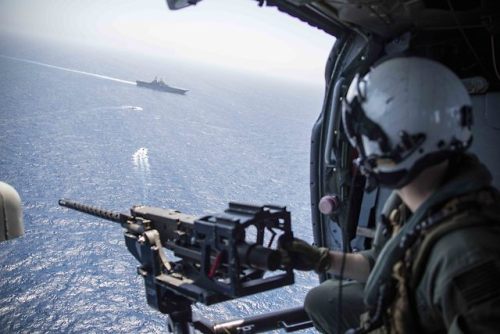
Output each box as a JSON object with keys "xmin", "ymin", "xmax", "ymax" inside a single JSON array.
[{"xmin": 305, "ymin": 154, "xmax": 500, "ymax": 334}]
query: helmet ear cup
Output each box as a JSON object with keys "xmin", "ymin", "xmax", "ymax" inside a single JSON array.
[{"xmin": 341, "ymin": 57, "xmax": 473, "ymax": 189}]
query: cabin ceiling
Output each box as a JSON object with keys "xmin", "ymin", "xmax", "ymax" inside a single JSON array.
[{"xmin": 265, "ymin": 0, "xmax": 500, "ymax": 39}]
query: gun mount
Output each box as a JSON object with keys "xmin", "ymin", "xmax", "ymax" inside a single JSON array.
[{"xmin": 58, "ymin": 199, "xmax": 307, "ymax": 333}]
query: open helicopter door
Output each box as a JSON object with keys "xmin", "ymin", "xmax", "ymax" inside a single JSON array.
[
  {"xmin": 309, "ymin": 32, "xmax": 390, "ymax": 282},
  {"xmin": 310, "ymin": 34, "xmax": 500, "ymax": 284}
]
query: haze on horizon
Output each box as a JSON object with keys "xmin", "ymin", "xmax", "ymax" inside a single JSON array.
[{"xmin": 0, "ymin": 0, "xmax": 335, "ymax": 85}]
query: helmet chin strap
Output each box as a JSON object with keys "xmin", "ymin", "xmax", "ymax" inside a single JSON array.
[
  {"xmin": 368, "ymin": 150, "xmax": 460, "ymax": 192},
  {"xmin": 363, "ymin": 164, "xmax": 427, "ymax": 192},
  {"xmin": 361, "ymin": 170, "xmax": 409, "ymax": 193},
  {"xmin": 356, "ymin": 156, "xmax": 417, "ymax": 192}
]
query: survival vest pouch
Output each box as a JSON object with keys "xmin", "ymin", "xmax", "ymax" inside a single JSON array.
[{"xmin": 355, "ymin": 188, "xmax": 500, "ymax": 334}]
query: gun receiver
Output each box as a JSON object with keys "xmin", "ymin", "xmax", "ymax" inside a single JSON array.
[{"xmin": 58, "ymin": 199, "xmax": 294, "ymax": 312}]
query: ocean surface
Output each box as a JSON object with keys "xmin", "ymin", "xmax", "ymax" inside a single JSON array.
[{"xmin": 0, "ymin": 34, "xmax": 326, "ymax": 333}]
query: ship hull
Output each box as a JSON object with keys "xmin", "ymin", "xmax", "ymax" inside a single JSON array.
[{"xmin": 136, "ymin": 80, "xmax": 188, "ymax": 95}]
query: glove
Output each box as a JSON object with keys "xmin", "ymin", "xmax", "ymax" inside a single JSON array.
[{"xmin": 280, "ymin": 238, "xmax": 331, "ymax": 273}]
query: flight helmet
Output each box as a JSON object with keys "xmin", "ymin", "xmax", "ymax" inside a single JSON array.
[{"xmin": 342, "ymin": 57, "xmax": 473, "ymax": 190}]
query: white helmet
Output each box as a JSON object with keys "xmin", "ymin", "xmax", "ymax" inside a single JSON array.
[{"xmin": 342, "ymin": 57, "xmax": 473, "ymax": 190}]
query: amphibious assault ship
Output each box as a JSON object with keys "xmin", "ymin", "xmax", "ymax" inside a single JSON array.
[{"xmin": 136, "ymin": 77, "xmax": 188, "ymax": 95}]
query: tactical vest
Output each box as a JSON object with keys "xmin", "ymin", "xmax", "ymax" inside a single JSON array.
[{"xmin": 360, "ymin": 188, "xmax": 500, "ymax": 334}]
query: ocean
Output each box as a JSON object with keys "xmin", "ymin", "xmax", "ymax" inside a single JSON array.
[{"xmin": 0, "ymin": 34, "xmax": 325, "ymax": 333}]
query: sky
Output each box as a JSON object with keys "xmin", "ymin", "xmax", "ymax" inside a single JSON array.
[{"xmin": 0, "ymin": 0, "xmax": 335, "ymax": 84}]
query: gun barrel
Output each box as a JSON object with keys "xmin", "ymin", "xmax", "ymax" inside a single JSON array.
[{"xmin": 58, "ymin": 199, "xmax": 131, "ymax": 224}]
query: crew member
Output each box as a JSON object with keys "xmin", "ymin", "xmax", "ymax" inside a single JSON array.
[{"xmin": 284, "ymin": 57, "xmax": 500, "ymax": 333}]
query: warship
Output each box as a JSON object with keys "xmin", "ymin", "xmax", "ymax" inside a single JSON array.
[{"xmin": 136, "ymin": 77, "xmax": 188, "ymax": 95}]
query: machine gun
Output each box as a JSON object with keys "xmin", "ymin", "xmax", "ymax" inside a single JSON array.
[{"xmin": 58, "ymin": 199, "xmax": 311, "ymax": 333}]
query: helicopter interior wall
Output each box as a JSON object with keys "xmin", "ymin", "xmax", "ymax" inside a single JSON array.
[{"xmin": 469, "ymin": 92, "xmax": 500, "ymax": 188}]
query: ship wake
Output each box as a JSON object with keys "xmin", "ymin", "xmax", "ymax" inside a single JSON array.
[{"xmin": 0, "ymin": 54, "xmax": 136, "ymax": 85}]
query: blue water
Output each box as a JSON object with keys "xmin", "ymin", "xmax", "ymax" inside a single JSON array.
[{"xmin": 0, "ymin": 34, "xmax": 325, "ymax": 333}]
